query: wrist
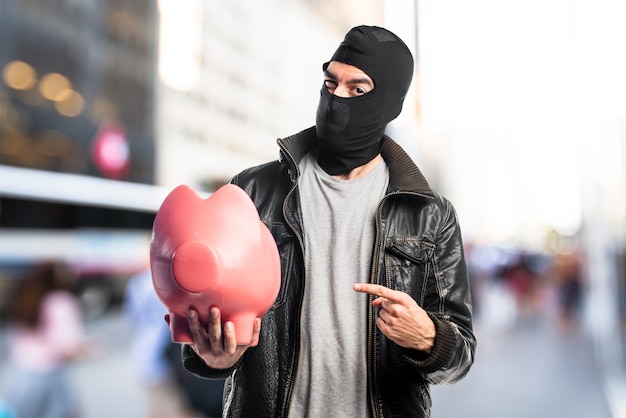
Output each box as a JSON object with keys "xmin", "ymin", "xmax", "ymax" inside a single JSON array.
[{"xmin": 419, "ymin": 316, "xmax": 437, "ymax": 354}]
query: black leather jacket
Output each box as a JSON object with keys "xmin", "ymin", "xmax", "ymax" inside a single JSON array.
[{"xmin": 183, "ymin": 127, "xmax": 476, "ymax": 417}]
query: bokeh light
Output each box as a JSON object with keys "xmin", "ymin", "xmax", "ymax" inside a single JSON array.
[
  {"xmin": 2, "ymin": 61, "xmax": 37, "ymax": 91},
  {"xmin": 39, "ymin": 72, "xmax": 72, "ymax": 102},
  {"xmin": 54, "ymin": 89, "xmax": 84, "ymax": 117}
]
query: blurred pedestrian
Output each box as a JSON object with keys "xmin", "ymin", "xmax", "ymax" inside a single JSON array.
[
  {"xmin": 501, "ymin": 253, "xmax": 537, "ymax": 317},
  {"xmin": 554, "ymin": 249, "xmax": 584, "ymax": 334},
  {"xmin": 179, "ymin": 25, "xmax": 475, "ymax": 417},
  {"xmin": 1, "ymin": 261, "xmax": 97, "ymax": 418},
  {"xmin": 124, "ymin": 267, "xmax": 198, "ymax": 418}
]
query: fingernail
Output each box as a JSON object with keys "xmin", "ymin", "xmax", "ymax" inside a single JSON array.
[
  {"xmin": 224, "ymin": 322, "xmax": 233, "ymax": 331},
  {"xmin": 187, "ymin": 309, "xmax": 195, "ymax": 319},
  {"xmin": 210, "ymin": 309, "xmax": 219, "ymax": 319}
]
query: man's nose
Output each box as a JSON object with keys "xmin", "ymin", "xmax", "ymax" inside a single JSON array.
[{"xmin": 332, "ymin": 84, "xmax": 350, "ymax": 98}]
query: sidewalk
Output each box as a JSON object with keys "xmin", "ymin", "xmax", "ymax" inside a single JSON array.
[
  {"xmin": 0, "ymin": 308, "xmax": 616, "ymax": 418},
  {"xmin": 430, "ymin": 316, "xmax": 613, "ymax": 418}
]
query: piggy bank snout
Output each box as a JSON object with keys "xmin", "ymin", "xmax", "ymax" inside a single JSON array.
[{"xmin": 172, "ymin": 241, "xmax": 220, "ymax": 293}]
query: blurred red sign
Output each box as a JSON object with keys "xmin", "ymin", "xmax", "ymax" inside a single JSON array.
[{"xmin": 91, "ymin": 124, "xmax": 130, "ymax": 179}]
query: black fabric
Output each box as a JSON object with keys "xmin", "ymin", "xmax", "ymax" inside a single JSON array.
[
  {"xmin": 315, "ymin": 25, "xmax": 414, "ymax": 175},
  {"xmin": 316, "ymin": 87, "xmax": 385, "ymax": 174}
]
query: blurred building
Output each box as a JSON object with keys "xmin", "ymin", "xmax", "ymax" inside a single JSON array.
[
  {"xmin": 415, "ymin": 2, "xmax": 626, "ymax": 415},
  {"xmin": 0, "ymin": 0, "xmax": 158, "ymax": 182},
  {"xmin": 154, "ymin": 0, "xmax": 386, "ymax": 190},
  {"xmin": 0, "ymin": 0, "xmax": 161, "ymax": 315},
  {"xmin": 0, "ymin": 0, "xmax": 388, "ymax": 198},
  {"xmin": 0, "ymin": 0, "xmax": 158, "ymax": 226},
  {"xmin": 0, "ymin": 0, "xmax": 396, "ymax": 310}
]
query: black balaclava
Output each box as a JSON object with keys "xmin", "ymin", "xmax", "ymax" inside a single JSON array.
[{"xmin": 315, "ymin": 25, "xmax": 414, "ymax": 175}]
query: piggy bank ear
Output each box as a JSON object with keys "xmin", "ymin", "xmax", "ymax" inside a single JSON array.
[{"xmin": 172, "ymin": 241, "xmax": 220, "ymax": 293}]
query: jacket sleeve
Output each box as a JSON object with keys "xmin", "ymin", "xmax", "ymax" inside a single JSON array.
[
  {"xmin": 402, "ymin": 196, "xmax": 476, "ymax": 384},
  {"xmin": 181, "ymin": 344, "xmax": 239, "ymax": 380}
]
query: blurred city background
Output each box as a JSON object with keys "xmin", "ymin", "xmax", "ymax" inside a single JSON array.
[{"xmin": 0, "ymin": 0, "xmax": 625, "ymax": 417}]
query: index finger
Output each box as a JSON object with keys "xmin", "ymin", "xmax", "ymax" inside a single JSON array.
[{"xmin": 353, "ymin": 283, "xmax": 403, "ymax": 302}]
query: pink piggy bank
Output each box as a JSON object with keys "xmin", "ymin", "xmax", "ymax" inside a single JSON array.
[{"xmin": 150, "ymin": 184, "xmax": 281, "ymax": 345}]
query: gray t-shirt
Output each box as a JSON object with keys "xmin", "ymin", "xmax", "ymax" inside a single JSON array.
[{"xmin": 288, "ymin": 152, "xmax": 389, "ymax": 417}]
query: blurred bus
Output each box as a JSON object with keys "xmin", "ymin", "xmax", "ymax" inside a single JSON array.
[{"xmin": 0, "ymin": 165, "xmax": 171, "ymax": 319}]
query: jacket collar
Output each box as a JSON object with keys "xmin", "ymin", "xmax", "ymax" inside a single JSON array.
[{"xmin": 277, "ymin": 126, "xmax": 434, "ymax": 196}]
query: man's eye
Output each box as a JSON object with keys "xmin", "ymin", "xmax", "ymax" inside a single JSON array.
[
  {"xmin": 324, "ymin": 80, "xmax": 336, "ymax": 90},
  {"xmin": 355, "ymin": 87, "xmax": 366, "ymax": 95}
]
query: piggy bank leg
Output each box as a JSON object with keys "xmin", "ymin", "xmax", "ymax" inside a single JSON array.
[{"xmin": 168, "ymin": 312, "xmax": 194, "ymax": 343}]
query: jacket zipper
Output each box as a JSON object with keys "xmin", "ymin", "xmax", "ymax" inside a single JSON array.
[
  {"xmin": 277, "ymin": 144, "xmax": 307, "ymax": 417},
  {"xmin": 368, "ymin": 195, "xmax": 387, "ymax": 418},
  {"xmin": 223, "ymin": 369, "xmax": 236, "ymax": 416}
]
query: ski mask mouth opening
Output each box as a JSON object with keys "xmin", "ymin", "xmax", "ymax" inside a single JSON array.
[{"xmin": 315, "ymin": 25, "xmax": 414, "ymax": 175}]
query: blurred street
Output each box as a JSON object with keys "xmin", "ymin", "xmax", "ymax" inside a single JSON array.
[
  {"xmin": 431, "ymin": 316, "xmax": 612, "ymax": 418},
  {"xmin": 0, "ymin": 306, "xmax": 149, "ymax": 418},
  {"xmin": 1, "ymin": 305, "xmax": 612, "ymax": 418}
]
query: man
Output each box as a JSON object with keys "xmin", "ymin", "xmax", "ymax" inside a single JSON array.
[{"xmin": 181, "ymin": 25, "xmax": 476, "ymax": 417}]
